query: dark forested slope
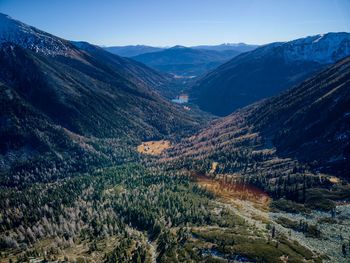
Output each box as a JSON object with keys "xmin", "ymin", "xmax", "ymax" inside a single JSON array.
[
  {"xmin": 0, "ymin": 14, "xmax": 203, "ymax": 185},
  {"xmin": 191, "ymin": 33, "xmax": 350, "ymax": 116},
  {"xmin": 167, "ymin": 56, "xmax": 350, "ymax": 185}
]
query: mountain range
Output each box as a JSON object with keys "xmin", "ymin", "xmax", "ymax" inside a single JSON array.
[
  {"xmin": 191, "ymin": 43, "xmax": 259, "ymax": 52},
  {"xmin": 104, "ymin": 43, "xmax": 258, "ymax": 77},
  {"xmin": 131, "ymin": 45, "xmax": 241, "ymax": 77},
  {"xmin": 190, "ymin": 32, "xmax": 350, "ymax": 116},
  {"xmin": 104, "ymin": 43, "xmax": 257, "ymax": 57}
]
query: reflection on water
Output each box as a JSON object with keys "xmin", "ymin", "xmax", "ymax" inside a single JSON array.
[
  {"xmin": 201, "ymin": 248, "xmax": 254, "ymax": 262},
  {"xmin": 172, "ymin": 94, "xmax": 189, "ymax": 104}
]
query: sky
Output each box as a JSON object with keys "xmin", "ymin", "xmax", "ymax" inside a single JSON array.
[{"xmin": 1, "ymin": 0, "xmax": 350, "ymax": 46}]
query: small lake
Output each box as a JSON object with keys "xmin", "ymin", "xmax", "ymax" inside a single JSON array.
[
  {"xmin": 201, "ymin": 248, "xmax": 253, "ymax": 262},
  {"xmin": 172, "ymin": 94, "xmax": 189, "ymax": 104}
]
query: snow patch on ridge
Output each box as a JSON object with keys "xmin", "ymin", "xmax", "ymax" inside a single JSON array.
[
  {"xmin": 283, "ymin": 33, "xmax": 350, "ymax": 64},
  {"xmin": 0, "ymin": 13, "xmax": 73, "ymax": 56},
  {"xmin": 313, "ymin": 34, "xmax": 324, "ymax": 43}
]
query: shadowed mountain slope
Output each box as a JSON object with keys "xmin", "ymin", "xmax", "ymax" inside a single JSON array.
[
  {"xmin": 0, "ymin": 14, "xmax": 204, "ymax": 185},
  {"xmin": 167, "ymin": 55, "xmax": 350, "ymax": 181},
  {"xmin": 191, "ymin": 32, "xmax": 350, "ymax": 116}
]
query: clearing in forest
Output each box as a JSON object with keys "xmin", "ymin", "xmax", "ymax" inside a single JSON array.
[{"xmin": 137, "ymin": 140, "xmax": 171, "ymax": 155}]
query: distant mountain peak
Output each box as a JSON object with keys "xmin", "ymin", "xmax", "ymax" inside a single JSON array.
[
  {"xmin": 170, "ymin": 45, "xmax": 188, "ymax": 49},
  {"xmin": 220, "ymin": 42, "xmax": 250, "ymax": 46},
  {"xmin": 0, "ymin": 13, "xmax": 74, "ymax": 56}
]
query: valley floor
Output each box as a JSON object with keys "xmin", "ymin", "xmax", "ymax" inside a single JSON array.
[{"xmin": 2, "ymin": 161, "xmax": 350, "ymax": 263}]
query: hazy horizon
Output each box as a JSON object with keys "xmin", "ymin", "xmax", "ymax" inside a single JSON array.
[
  {"xmin": 1, "ymin": 0, "xmax": 350, "ymax": 46},
  {"xmin": 100, "ymin": 32, "xmax": 350, "ymax": 48}
]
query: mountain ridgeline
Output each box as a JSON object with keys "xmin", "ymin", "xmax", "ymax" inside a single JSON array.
[
  {"xmin": 190, "ymin": 32, "xmax": 350, "ymax": 116},
  {"xmin": 103, "ymin": 45, "xmax": 165, "ymax": 57},
  {"xmin": 104, "ymin": 44, "xmax": 258, "ymax": 77},
  {"xmin": 0, "ymin": 13, "xmax": 203, "ymax": 185},
  {"xmin": 104, "ymin": 43, "xmax": 258, "ymax": 58},
  {"xmin": 131, "ymin": 45, "xmax": 241, "ymax": 77}
]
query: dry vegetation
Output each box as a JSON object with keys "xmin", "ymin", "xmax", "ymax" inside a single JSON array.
[
  {"xmin": 328, "ymin": 176, "xmax": 341, "ymax": 184},
  {"xmin": 194, "ymin": 173, "xmax": 271, "ymax": 210},
  {"xmin": 137, "ymin": 140, "xmax": 171, "ymax": 155}
]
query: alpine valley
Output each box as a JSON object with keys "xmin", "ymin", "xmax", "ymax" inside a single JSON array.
[{"xmin": 0, "ymin": 12, "xmax": 350, "ymax": 263}]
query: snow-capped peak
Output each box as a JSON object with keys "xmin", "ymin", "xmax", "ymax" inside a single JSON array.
[
  {"xmin": 312, "ymin": 34, "xmax": 324, "ymax": 43},
  {"xmin": 0, "ymin": 13, "xmax": 73, "ymax": 56},
  {"xmin": 283, "ymin": 32, "xmax": 350, "ymax": 64}
]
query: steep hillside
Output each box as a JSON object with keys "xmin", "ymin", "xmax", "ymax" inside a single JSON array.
[
  {"xmin": 0, "ymin": 13, "xmax": 72, "ymax": 56},
  {"xmin": 72, "ymin": 41, "xmax": 170, "ymax": 89},
  {"xmin": 0, "ymin": 43, "xmax": 198, "ymax": 140},
  {"xmin": 166, "ymin": 56, "xmax": 350, "ymax": 195},
  {"xmin": 132, "ymin": 45, "xmax": 240, "ymax": 77},
  {"xmin": 0, "ymin": 14, "xmax": 203, "ymax": 185},
  {"xmin": 251, "ymin": 56, "xmax": 350, "ymax": 176},
  {"xmin": 0, "ymin": 81, "xmax": 115, "ymax": 186},
  {"xmin": 72, "ymin": 41, "xmax": 183, "ymax": 97},
  {"xmin": 191, "ymin": 32, "xmax": 350, "ymax": 116}
]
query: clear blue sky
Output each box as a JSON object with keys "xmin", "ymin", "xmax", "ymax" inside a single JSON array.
[{"xmin": 1, "ymin": 0, "xmax": 349, "ymax": 46}]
